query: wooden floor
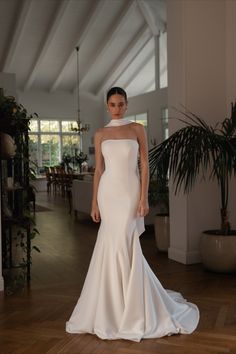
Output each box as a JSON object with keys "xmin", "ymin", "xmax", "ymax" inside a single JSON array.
[{"xmin": 0, "ymin": 192, "xmax": 236, "ymax": 354}]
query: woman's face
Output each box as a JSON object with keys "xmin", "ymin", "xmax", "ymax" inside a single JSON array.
[{"xmin": 107, "ymin": 94, "xmax": 127, "ymax": 120}]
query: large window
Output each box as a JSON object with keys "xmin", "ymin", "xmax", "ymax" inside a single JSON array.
[
  {"xmin": 29, "ymin": 119, "xmax": 80, "ymax": 172},
  {"xmin": 41, "ymin": 134, "xmax": 60, "ymax": 167}
]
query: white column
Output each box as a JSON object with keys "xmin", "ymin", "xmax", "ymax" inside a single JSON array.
[
  {"xmin": 226, "ymin": 0, "xmax": 236, "ymax": 102},
  {"xmin": 154, "ymin": 34, "xmax": 160, "ymax": 90},
  {"xmin": 167, "ymin": 0, "xmax": 228, "ymax": 264}
]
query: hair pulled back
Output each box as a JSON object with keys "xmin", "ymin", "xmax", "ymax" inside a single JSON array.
[{"xmin": 106, "ymin": 87, "xmax": 127, "ymax": 103}]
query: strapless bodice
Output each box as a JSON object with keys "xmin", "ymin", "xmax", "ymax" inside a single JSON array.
[{"xmin": 101, "ymin": 139, "xmax": 139, "ymax": 179}]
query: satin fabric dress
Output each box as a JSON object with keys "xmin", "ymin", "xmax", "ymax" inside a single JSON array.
[{"xmin": 66, "ymin": 118, "xmax": 199, "ymax": 342}]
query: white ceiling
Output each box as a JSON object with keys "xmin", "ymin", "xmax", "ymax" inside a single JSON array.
[{"xmin": 0, "ymin": 0, "xmax": 166, "ymax": 98}]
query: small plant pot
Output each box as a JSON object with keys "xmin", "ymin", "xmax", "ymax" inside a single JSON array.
[
  {"xmin": 200, "ymin": 231, "xmax": 236, "ymax": 273},
  {"xmin": 154, "ymin": 214, "xmax": 170, "ymax": 252}
]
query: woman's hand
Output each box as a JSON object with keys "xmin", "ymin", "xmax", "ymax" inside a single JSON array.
[
  {"xmin": 90, "ymin": 203, "xmax": 101, "ymax": 223},
  {"xmin": 137, "ymin": 199, "xmax": 149, "ymax": 217}
]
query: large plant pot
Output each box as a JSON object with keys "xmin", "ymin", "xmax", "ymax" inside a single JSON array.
[
  {"xmin": 154, "ymin": 214, "xmax": 170, "ymax": 252},
  {"xmin": 200, "ymin": 231, "xmax": 236, "ymax": 273},
  {"xmin": 0, "ymin": 132, "xmax": 16, "ymax": 159}
]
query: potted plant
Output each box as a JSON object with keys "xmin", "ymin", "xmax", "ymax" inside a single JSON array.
[
  {"xmin": 149, "ymin": 102, "xmax": 236, "ymax": 272},
  {"xmin": 148, "ymin": 176, "xmax": 169, "ymax": 252},
  {"xmin": 74, "ymin": 151, "xmax": 88, "ymax": 173},
  {"xmin": 0, "ymin": 88, "xmax": 32, "ymax": 133},
  {"xmin": 62, "ymin": 153, "xmax": 72, "ymax": 171}
]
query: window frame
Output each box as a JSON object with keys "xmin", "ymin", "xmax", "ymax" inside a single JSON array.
[{"xmin": 28, "ymin": 118, "xmax": 81, "ymax": 171}]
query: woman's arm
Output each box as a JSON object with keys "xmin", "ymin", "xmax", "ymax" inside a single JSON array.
[
  {"xmin": 137, "ymin": 124, "xmax": 150, "ymax": 217},
  {"xmin": 90, "ymin": 130, "xmax": 104, "ymax": 222}
]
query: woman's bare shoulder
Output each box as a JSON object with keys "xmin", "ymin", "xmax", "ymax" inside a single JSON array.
[
  {"xmin": 94, "ymin": 127, "xmax": 106, "ymax": 141},
  {"xmin": 96, "ymin": 126, "xmax": 109, "ymax": 133},
  {"xmin": 130, "ymin": 122, "xmax": 145, "ymax": 132}
]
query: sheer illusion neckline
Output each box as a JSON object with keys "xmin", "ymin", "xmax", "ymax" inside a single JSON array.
[{"xmin": 101, "ymin": 139, "xmax": 138, "ymax": 145}]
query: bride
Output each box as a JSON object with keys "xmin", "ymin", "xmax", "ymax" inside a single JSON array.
[{"xmin": 66, "ymin": 87, "xmax": 199, "ymax": 342}]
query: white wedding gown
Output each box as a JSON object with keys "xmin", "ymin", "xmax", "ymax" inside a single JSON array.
[{"xmin": 66, "ymin": 119, "xmax": 199, "ymax": 342}]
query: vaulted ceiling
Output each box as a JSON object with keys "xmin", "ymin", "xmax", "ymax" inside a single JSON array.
[{"xmin": 0, "ymin": 0, "xmax": 166, "ymax": 98}]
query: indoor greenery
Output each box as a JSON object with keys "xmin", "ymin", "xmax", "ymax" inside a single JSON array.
[
  {"xmin": 62, "ymin": 150, "xmax": 88, "ymax": 173},
  {"xmin": 0, "ymin": 88, "xmax": 37, "ymax": 133},
  {"xmin": 149, "ymin": 102, "xmax": 236, "ymax": 235},
  {"xmin": 0, "ymin": 88, "xmax": 40, "ymax": 291},
  {"xmin": 148, "ymin": 177, "xmax": 169, "ymax": 215}
]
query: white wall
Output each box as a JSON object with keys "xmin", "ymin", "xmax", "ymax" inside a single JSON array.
[
  {"xmin": 0, "ymin": 72, "xmax": 17, "ymax": 97},
  {"xmin": 167, "ymin": 0, "xmax": 236, "ymax": 265},
  {"xmin": 226, "ymin": 0, "xmax": 236, "ymax": 103}
]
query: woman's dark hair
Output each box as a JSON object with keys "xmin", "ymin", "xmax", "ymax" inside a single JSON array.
[{"xmin": 106, "ymin": 87, "xmax": 127, "ymax": 103}]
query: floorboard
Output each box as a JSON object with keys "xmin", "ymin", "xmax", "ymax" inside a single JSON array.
[{"xmin": 0, "ymin": 192, "xmax": 236, "ymax": 354}]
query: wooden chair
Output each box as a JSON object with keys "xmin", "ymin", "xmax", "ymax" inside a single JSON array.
[
  {"xmin": 65, "ymin": 173, "xmax": 73, "ymax": 213},
  {"xmin": 55, "ymin": 167, "xmax": 67, "ymax": 196},
  {"xmin": 50, "ymin": 166, "xmax": 60, "ymax": 194},
  {"xmin": 45, "ymin": 167, "xmax": 52, "ymax": 193}
]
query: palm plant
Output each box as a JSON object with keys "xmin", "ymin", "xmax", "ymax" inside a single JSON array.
[
  {"xmin": 149, "ymin": 102, "xmax": 236, "ymax": 235},
  {"xmin": 148, "ymin": 177, "xmax": 169, "ymax": 214}
]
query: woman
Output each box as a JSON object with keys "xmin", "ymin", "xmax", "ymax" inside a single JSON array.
[{"xmin": 66, "ymin": 87, "xmax": 199, "ymax": 342}]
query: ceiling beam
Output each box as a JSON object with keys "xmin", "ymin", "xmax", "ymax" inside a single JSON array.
[
  {"xmin": 123, "ymin": 50, "xmax": 154, "ymax": 91},
  {"xmin": 95, "ymin": 24, "xmax": 152, "ymax": 95},
  {"xmin": 50, "ymin": 0, "xmax": 105, "ymax": 92},
  {"xmin": 137, "ymin": 0, "xmax": 165, "ymax": 36},
  {"xmin": 24, "ymin": 0, "xmax": 70, "ymax": 91},
  {"xmin": 79, "ymin": 0, "xmax": 136, "ymax": 90},
  {"xmin": 2, "ymin": 0, "xmax": 32, "ymax": 72}
]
